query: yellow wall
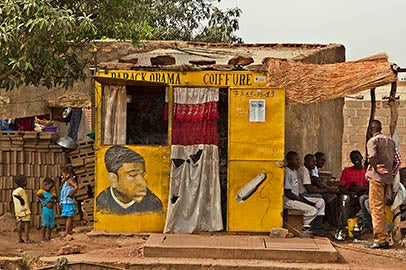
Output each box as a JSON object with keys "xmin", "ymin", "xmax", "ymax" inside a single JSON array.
[
  {"xmin": 94, "ymin": 70, "xmax": 284, "ymax": 233},
  {"xmin": 94, "ymin": 145, "xmax": 170, "ymax": 232}
]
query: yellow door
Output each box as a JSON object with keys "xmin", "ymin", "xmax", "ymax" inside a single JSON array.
[{"xmin": 227, "ymin": 88, "xmax": 285, "ymax": 232}]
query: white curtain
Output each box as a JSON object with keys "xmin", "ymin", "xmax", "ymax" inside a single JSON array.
[
  {"xmin": 174, "ymin": 87, "xmax": 219, "ymax": 104},
  {"xmin": 102, "ymin": 85, "xmax": 127, "ymax": 145},
  {"xmin": 164, "ymin": 144, "xmax": 223, "ymax": 233}
]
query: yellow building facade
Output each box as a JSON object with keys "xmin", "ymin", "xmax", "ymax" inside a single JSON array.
[{"xmin": 94, "ymin": 69, "xmax": 285, "ymax": 232}]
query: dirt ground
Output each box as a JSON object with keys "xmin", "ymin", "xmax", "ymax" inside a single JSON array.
[{"xmin": 1, "ymin": 213, "xmax": 406, "ymax": 270}]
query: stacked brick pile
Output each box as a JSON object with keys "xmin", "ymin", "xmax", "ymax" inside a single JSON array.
[
  {"xmin": 0, "ymin": 131, "xmax": 67, "ymax": 228},
  {"xmin": 68, "ymin": 140, "xmax": 95, "ymax": 225}
]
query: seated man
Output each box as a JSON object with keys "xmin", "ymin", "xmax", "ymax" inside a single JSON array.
[
  {"xmin": 284, "ymin": 151, "xmax": 325, "ymax": 233},
  {"xmin": 311, "ymin": 152, "xmax": 339, "ymax": 194},
  {"xmin": 338, "ymin": 150, "xmax": 368, "ymax": 231},
  {"xmin": 297, "ymin": 154, "xmax": 327, "ymax": 234},
  {"xmin": 311, "ymin": 152, "xmax": 340, "ymax": 227},
  {"xmin": 301, "ymin": 154, "xmax": 337, "ymax": 196},
  {"xmin": 359, "ymin": 194, "xmax": 373, "ymax": 229}
]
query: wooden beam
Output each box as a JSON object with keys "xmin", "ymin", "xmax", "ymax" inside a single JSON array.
[
  {"xmin": 389, "ymin": 81, "xmax": 398, "ymax": 137},
  {"xmin": 366, "ymin": 88, "xmax": 376, "ymax": 144}
]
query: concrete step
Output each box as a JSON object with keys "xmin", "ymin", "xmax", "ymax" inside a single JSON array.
[
  {"xmin": 36, "ymin": 255, "xmax": 348, "ymax": 270},
  {"xmin": 144, "ymin": 233, "xmax": 338, "ymax": 263}
]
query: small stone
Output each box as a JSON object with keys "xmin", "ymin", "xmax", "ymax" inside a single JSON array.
[
  {"xmin": 150, "ymin": 55, "xmax": 176, "ymax": 66},
  {"xmin": 269, "ymin": 228, "xmax": 289, "ymax": 238},
  {"xmin": 58, "ymin": 245, "xmax": 81, "ymax": 255},
  {"xmin": 119, "ymin": 55, "xmax": 138, "ymax": 64},
  {"xmin": 73, "ymin": 226, "xmax": 92, "ymax": 234},
  {"xmin": 228, "ymin": 54, "xmax": 254, "ymax": 66}
]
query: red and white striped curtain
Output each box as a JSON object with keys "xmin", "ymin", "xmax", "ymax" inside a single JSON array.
[{"xmin": 164, "ymin": 87, "xmax": 223, "ymax": 233}]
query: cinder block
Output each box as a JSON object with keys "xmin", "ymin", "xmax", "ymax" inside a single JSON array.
[
  {"xmin": 10, "ymin": 145, "xmax": 24, "ymax": 151},
  {"xmin": 11, "ymin": 137, "xmax": 24, "ymax": 145},
  {"xmin": 343, "ymin": 108, "xmax": 356, "ymax": 118},
  {"xmin": 345, "ymin": 100, "xmax": 363, "ymax": 109},
  {"xmin": 32, "ymin": 214, "xmax": 41, "ymax": 229},
  {"xmin": 0, "ymin": 146, "xmax": 10, "ymax": 152},
  {"xmin": 349, "ymin": 117, "xmax": 369, "ymax": 127},
  {"xmin": 3, "ymin": 151, "xmax": 10, "ymax": 163},
  {"xmin": 5, "ymin": 190, "xmax": 12, "ymax": 202},
  {"xmin": 38, "ymin": 132, "xmax": 57, "ymax": 140},
  {"xmin": 17, "ymin": 151, "xmax": 25, "ymax": 164},
  {"xmin": 34, "ymin": 165, "xmax": 41, "ymax": 177},
  {"xmin": 0, "ymin": 138, "xmax": 10, "ymax": 146},
  {"xmin": 356, "ymin": 108, "xmax": 372, "ymax": 118},
  {"xmin": 49, "ymin": 144, "xmax": 63, "ymax": 152},
  {"xmin": 2, "ymin": 131, "xmax": 23, "ymax": 137},
  {"xmin": 23, "ymin": 131, "xmax": 37, "ymax": 140}
]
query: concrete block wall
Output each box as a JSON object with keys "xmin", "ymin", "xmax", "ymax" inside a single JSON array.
[{"xmin": 342, "ymin": 98, "xmax": 406, "ymax": 170}]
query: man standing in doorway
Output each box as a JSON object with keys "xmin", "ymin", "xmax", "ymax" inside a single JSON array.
[{"xmin": 365, "ymin": 120, "xmax": 402, "ymax": 249}]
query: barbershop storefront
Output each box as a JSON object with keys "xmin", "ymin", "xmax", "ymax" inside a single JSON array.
[{"xmin": 94, "ymin": 69, "xmax": 285, "ymax": 233}]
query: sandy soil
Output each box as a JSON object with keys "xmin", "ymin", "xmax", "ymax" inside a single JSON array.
[{"xmin": 1, "ymin": 213, "xmax": 406, "ymax": 270}]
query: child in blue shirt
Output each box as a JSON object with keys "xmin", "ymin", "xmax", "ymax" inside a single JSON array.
[
  {"xmin": 60, "ymin": 165, "xmax": 78, "ymax": 236},
  {"xmin": 37, "ymin": 177, "xmax": 57, "ymax": 241}
]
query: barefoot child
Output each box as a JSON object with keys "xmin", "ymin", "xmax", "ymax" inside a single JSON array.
[
  {"xmin": 37, "ymin": 177, "xmax": 57, "ymax": 241},
  {"xmin": 60, "ymin": 165, "xmax": 78, "ymax": 236},
  {"xmin": 12, "ymin": 175, "xmax": 32, "ymax": 243}
]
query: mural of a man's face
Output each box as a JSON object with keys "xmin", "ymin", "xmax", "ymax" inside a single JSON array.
[{"xmin": 109, "ymin": 162, "xmax": 147, "ymax": 203}]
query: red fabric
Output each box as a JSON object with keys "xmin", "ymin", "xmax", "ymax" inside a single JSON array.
[
  {"xmin": 339, "ymin": 166, "xmax": 367, "ymax": 189},
  {"xmin": 171, "ymin": 101, "xmax": 219, "ymax": 145},
  {"xmin": 172, "ymin": 119, "xmax": 218, "ymax": 145},
  {"xmin": 16, "ymin": 117, "xmax": 34, "ymax": 131},
  {"xmin": 173, "ymin": 102, "xmax": 219, "ymax": 122},
  {"xmin": 164, "ymin": 103, "xmax": 169, "ymax": 121}
]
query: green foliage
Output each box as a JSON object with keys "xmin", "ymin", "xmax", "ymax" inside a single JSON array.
[
  {"xmin": 0, "ymin": 0, "xmax": 240, "ymax": 90},
  {"xmin": 57, "ymin": 0, "xmax": 242, "ymax": 43},
  {"xmin": 0, "ymin": 0, "xmax": 95, "ymax": 90}
]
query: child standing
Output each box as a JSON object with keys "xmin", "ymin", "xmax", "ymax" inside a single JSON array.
[
  {"xmin": 60, "ymin": 165, "xmax": 78, "ymax": 236},
  {"xmin": 12, "ymin": 175, "xmax": 32, "ymax": 243},
  {"xmin": 37, "ymin": 177, "xmax": 57, "ymax": 241}
]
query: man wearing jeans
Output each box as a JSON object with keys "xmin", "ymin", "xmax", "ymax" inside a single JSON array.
[{"xmin": 365, "ymin": 120, "xmax": 402, "ymax": 249}]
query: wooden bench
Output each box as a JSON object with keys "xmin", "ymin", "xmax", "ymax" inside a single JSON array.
[{"xmin": 283, "ymin": 209, "xmax": 304, "ymax": 236}]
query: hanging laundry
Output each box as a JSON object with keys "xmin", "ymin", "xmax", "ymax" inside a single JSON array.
[{"xmin": 67, "ymin": 108, "xmax": 82, "ymax": 142}]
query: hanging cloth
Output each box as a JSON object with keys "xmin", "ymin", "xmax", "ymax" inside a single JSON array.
[
  {"xmin": 171, "ymin": 87, "xmax": 219, "ymax": 145},
  {"xmin": 164, "ymin": 87, "xmax": 223, "ymax": 233},
  {"xmin": 67, "ymin": 108, "xmax": 82, "ymax": 142},
  {"xmin": 101, "ymin": 85, "xmax": 127, "ymax": 145},
  {"xmin": 164, "ymin": 144, "xmax": 223, "ymax": 233}
]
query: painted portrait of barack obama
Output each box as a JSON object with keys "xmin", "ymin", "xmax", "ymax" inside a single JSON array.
[{"xmin": 96, "ymin": 146, "xmax": 163, "ymax": 215}]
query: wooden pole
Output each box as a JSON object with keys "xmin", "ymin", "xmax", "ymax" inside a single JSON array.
[
  {"xmin": 364, "ymin": 88, "xmax": 376, "ymax": 168},
  {"xmin": 389, "ymin": 81, "xmax": 398, "ymax": 137},
  {"xmin": 366, "ymin": 88, "xmax": 376, "ymax": 144},
  {"xmin": 387, "ymin": 80, "xmax": 402, "ymax": 243}
]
